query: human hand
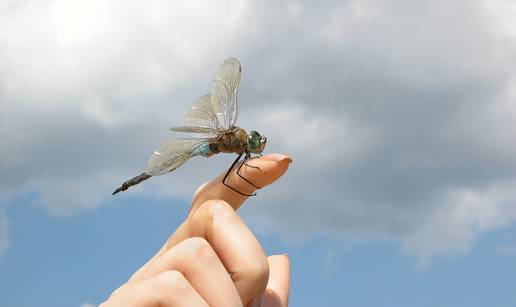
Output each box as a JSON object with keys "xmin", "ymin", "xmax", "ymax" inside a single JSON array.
[{"xmin": 101, "ymin": 153, "xmax": 292, "ymax": 307}]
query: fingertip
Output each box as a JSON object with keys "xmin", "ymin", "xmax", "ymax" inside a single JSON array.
[
  {"xmin": 261, "ymin": 153, "xmax": 293, "ymax": 164},
  {"xmin": 213, "ymin": 153, "xmax": 292, "ymax": 198},
  {"xmin": 191, "ymin": 153, "xmax": 292, "ymax": 211},
  {"xmin": 246, "ymin": 153, "xmax": 292, "ymax": 188}
]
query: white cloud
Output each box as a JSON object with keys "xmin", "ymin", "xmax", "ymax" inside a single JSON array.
[
  {"xmin": 2, "ymin": 0, "xmax": 516, "ymax": 265},
  {"xmin": 402, "ymin": 181, "xmax": 516, "ymax": 267},
  {"xmin": 251, "ymin": 102, "xmax": 376, "ymax": 169},
  {"xmin": 79, "ymin": 303, "xmax": 96, "ymax": 307}
]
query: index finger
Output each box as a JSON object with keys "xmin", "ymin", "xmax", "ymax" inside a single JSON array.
[
  {"xmin": 149, "ymin": 152, "xmax": 291, "ymax": 256},
  {"xmin": 190, "ymin": 153, "xmax": 292, "ymax": 213}
]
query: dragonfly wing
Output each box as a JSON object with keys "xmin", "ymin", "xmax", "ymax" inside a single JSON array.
[
  {"xmin": 177, "ymin": 95, "xmax": 221, "ymax": 137},
  {"xmin": 170, "ymin": 126, "xmax": 225, "ymax": 134},
  {"xmin": 210, "ymin": 57, "xmax": 241, "ymax": 129},
  {"xmin": 146, "ymin": 138, "xmax": 209, "ymax": 176}
]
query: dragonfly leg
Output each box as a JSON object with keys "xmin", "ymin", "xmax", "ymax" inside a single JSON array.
[
  {"xmin": 222, "ymin": 153, "xmax": 257, "ymax": 197},
  {"xmin": 243, "ymin": 158, "xmax": 265, "ymax": 174},
  {"xmin": 235, "ymin": 153, "xmax": 262, "ymax": 190}
]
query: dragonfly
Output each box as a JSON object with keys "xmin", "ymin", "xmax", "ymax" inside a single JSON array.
[{"xmin": 112, "ymin": 57, "xmax": 267, "ymax": 196}]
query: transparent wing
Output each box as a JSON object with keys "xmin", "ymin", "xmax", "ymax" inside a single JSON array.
[
  {"xmin": 146, "ymin": 138, "xmax": 210, "ymax": 176},
  {"xmin": 170, "ymin": 95, "xmax": 224, "ymax": 138},
  {"xmin": 185, "ymin": 95, "xmax": 220, "ymax": 129},
  {"xmin": 210, "ymin": 57, "xmax": 241, "ymax": 129},
  {"xmin": 170, "ymin": 126, "xmax": 225, "ymax": 134}
]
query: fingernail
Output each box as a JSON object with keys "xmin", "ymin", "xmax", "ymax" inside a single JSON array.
[{"xmin": 262, "ymin": 153, "xmax": 293, "ymax": 163}]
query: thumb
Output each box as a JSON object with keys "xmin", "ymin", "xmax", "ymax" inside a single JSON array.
[{"xmin": 248, "ymin": 254, "xmax": 290, "ymax": 307}]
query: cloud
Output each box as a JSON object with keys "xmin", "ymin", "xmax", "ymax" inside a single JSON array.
[
  {"xmin": 401, "ymin": 181, "xmax": 516, "ymax": 267},
  {"xmin": 496, "ymin": 245, "xmax": 516, "ymax": 256},
  {"xmin": 1, "ymin": 0, "xmax": 516, "ymax": 264},
  {"xmin": 495, "ymin": 232, "xmax": 516, "ymax": 256}
]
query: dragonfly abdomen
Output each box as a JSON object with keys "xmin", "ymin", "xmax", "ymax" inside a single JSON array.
[
  {"xmin": 112, "ymin": 172, "xmax": 152, "ymax": 195},
  {"xmin": 194, "ymin": 143, "xmax": 216, "ymax": 157}
]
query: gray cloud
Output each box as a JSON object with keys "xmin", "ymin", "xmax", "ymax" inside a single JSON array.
[{"xmin": 1, "ymin": 0, "xmax": 516, "ymax": 264}]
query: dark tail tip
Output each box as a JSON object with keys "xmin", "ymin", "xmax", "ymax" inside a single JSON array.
[{"xmin": 112, "ymin": 172, "xmax": 151, "ymax": 196}]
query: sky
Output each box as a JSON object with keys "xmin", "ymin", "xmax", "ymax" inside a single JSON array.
[{"xmin": 1, "ymin": 0, "xmax": 516, "ymax": 306}]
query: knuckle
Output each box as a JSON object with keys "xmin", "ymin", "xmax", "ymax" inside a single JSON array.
[
  {"xmin": 147, "ymin": 270, "xmax": 192, "ymax": 305},
  {"xmin": 240, "ymin": 257, "xmax": 270, "ymax": 292},
  {"xmin": 107, "ymin": 282, "xmax": 128, "ymax": 300},
  {"xmin": 180, "ymin": 237, "xmax": 215, "ymax": 260},
  {"xmin": 234, "ymin": 256, "xmax": 270, "ymax": 303},
  {"xmin": 192, "ymin": 199, "xmax": 233, "ymax": 225},
  {"xmin": 253, "ymin": 260, "xmax": 270, "ymax": 287},
  {"xmin": 193, "ymin": 181, "xmax": 209, "ymax": 198},
  {"xmin": 153, "ymin": 270, "xmax": 189, "ymax": 293},
  {"xmin": 159, "ymin": 237, "xmax": 216, "ymax": 270}
]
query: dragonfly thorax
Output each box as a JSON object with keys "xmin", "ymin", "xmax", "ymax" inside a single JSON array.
[
  {"xmin": 209, "ymin": 127, "xmax": 266, "ymax": 155},
  {"xmin": 211, "ymin": 126, "xmax": 248, "ymax": 154}
]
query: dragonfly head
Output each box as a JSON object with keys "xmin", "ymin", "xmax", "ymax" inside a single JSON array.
[{"xmin": 246, "ymin": 130, "xmax": 267, "ymax": 154}]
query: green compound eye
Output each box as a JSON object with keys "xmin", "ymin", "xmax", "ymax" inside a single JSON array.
[{"xmin": 247, "ymin": 130, "xmax": 266, "ymax": 154}]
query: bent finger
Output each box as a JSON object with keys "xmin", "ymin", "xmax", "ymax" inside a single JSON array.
[
  {"xmin": 160, "ymin": 200, "xmax": 269, "ymax": 305},
  {"xmin": 101, "ymin": 270, "xmax": 208, "ymax": 307},
  {"xmin": 131, "ymin": 237, "xmax": 242, "ymax": 307},
  {"xmin": 142, "ymin": 271, "xmax": 210, "ymax": 307}
]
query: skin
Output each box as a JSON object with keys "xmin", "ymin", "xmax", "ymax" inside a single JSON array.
[{"xmin": 101, "ymin": 153, "xmax": 292, "ymax": 307}]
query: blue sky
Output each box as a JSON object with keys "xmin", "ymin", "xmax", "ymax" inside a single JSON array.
[
  {"xmin": 2, "ymin": 0, "xmax": 516, "ymax": 306},
  {"xmin": 1, "ymin": 195, "xmax": 516, "ymax": 306}
]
